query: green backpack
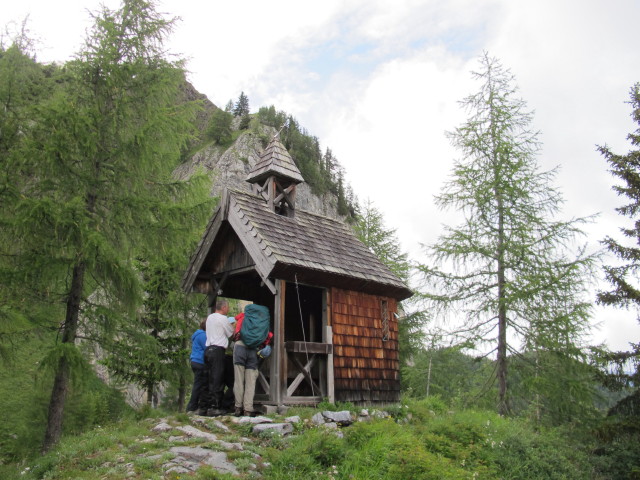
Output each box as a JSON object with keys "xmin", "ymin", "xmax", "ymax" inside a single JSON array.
[{"xmin": 240, "ymin": 304, "xmax": 271, "ymax": 349}]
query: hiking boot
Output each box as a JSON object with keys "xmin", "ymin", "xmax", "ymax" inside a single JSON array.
[
  {"xmin": 206, "ymin": 408, "xmax": 225, "ymax": 417},
  {"xmin": 234, "ymin": 407, "xmax": 244, "ymax": 417},
  {"xmin": 246, "ymin": 410, "xmax": 258, "ymax": 417},
  {"xmin": 197, "ymin": 408, "xmax": 208, "ymax": 416}
]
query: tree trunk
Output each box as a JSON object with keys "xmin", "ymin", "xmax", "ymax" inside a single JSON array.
[
  {"xmin": 42, "ymin": 262, "xmax": 85, "ymax": 452},
  {"xmin": 496, "ymin": 185, "xmax": 509, "ymax": 416},
  {"xmin": 147, "ymin": 382, "xmax": 154, "ymax": 406},
  {"xmin": 177, "ymin": 334, "xmax": 188, "ymax": 411}
]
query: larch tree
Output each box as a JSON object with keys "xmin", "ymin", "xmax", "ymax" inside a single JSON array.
[
  {"xmin": 3, "ymin": 0, "xmax": 211, "ymax": 451},
  {"xmin": 417, "ymin": 53, "xmax": 596, "ymax": 416},
  {"xmin": 597, "ymin": 82, "xmax": 640, "ymax": 415}
]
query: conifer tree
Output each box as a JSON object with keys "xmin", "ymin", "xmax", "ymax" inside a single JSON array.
[
  {"xmin": 3, "ymin": 0, "xmax": 211, "ymax": 451},
  {"xmin": 0, "ymin": 32, "xmax": 52, "ymax": 349},
  {"xmin": 597, "ymin": 82, "xmax": 640, "ymax": 414},
  {"xmin": 207, "ymin": 108, "xmax": 233, "ymax": 144},
  {"xmin": 233, "ymin": 91, "xmax": 250, "ymax": 117},
  {"xmin": 353, "ymin": 199, "xmax": 410, "ymax": 282},
  {"xmin": 417, "ymin": 54, "xmax": 595, "ymax": 416},
  {"xmin": 352, "ymin": 199, "xmax": 425, "ymax": 363}
]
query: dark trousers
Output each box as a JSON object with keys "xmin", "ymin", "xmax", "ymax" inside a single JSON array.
[
  {"xmin": 186, "ymin": 361, "xmax": 208, "ymax": 412},
  {"xmin": 205, "ymin": 345, "xmax": 226, "ymax": 409},
  {"xmin": 222, "ymin": 354, "xmax": 235, "ymax": 409}
]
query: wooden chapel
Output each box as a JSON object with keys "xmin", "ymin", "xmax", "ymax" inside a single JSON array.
[{"xmin": 182, "ymin": 135, "xmax": 413, "ymax": 406}]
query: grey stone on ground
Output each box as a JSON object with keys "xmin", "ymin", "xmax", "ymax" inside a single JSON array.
[
  {"xmin": 322, "ymin": 422, "xmax": 338, "ymax": 429},
  {"xmin": 235, "ymin": 415, "xmax": 273, "ymax": 424},
  {"xmin": 252, "ymin": 423, "xmax": 294, "ymax": 435},
  {"xmin": 165, "ymin": 464, "xmax": 191, "ymax": 474},
  {"xmin": 191, "ymin": 417, "xmax": 209, "ymax": 427},
  {"xmin": 322, "ymin": 410, "xmax": 353, "ymax": 424},
  {"xmin": 168, "ymin": 446, "xmax": 238, "ymax": 475},
  {"xmin": 212, "ymin": 419, "xmax": 231, "ymax": 432},
  {"xmin": 152, "ymin": 422, "xmax": 172, "ymax": 433},
  {"xmin": 285, "ymin": 415, "xmax": 301, "ymax": 423},
  {"xmin": 217, "ymin": 439, "xmax": 244, "ymax": 451},
  {"xmin": 262, "ymin": 405, "xmax": 279, "ymax": 415},
  {"xmin": 277, "ymin": 405, "xmax": 290, "ymax": 415},
  {"xmin": 177, "ymin": 425, "xmax": 218, "ymax": 442},
  {"xmin": 311, "ymin": 412, "xmax": 325, "ymax": 425}
]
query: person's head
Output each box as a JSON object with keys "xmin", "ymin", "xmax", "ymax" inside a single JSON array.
[
  {"xmin": 215, "ymin": 299, "xmax": 229, "ymax": 315},
  {"xmin": 199, "ymin": 319, "xmax": 207, "ymax": 331}
]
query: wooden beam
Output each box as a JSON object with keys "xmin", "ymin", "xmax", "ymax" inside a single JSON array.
[
  {"xmin": 288, "ymin": 354, "xmax": 322, "ymax": 397},
  {"xmin": 271, "ymin": 279, "xmax": 285, "ymax": 404},
  {"xmin": 324, "ymin": 325, "xmax": 335, "ymax": 403},
  {"xmin": 284, "ymin": 341, "xmax": 333, "ymax": 355},
  {"xmin": 260, "ymin": 276, "xmax": 277, "ymax": 295}
]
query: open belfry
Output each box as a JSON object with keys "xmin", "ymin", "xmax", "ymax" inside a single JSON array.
[{"xmin": 182, "ymin": 133, "xmax": 412, "ymax": 406}]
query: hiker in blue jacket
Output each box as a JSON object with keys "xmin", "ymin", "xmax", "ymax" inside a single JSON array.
[{"xmin": 186, "ymin": 319, "xmax": 208, "ymax": 413}]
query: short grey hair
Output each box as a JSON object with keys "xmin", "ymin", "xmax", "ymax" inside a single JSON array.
[{"xmin": 215, "ymin": 299, "xmax": 228, "ymax": 311}]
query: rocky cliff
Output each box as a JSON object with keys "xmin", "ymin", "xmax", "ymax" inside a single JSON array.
[{"xmin": 174, "ymin": 103, "xmax": 343, "ymax": 219}]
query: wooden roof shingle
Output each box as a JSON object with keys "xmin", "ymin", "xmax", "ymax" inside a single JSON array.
[
  {"xmin": 183, "ymin": 188, "xmax": 413, "ymax": 301},
  {"xmin": 245, "ymin": 137, "xmax": 304, "ymax": 185}
]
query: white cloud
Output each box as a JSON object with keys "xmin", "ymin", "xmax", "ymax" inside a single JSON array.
[{"xmin": 4, "ymin": 0, "xmax": 640, "ymax": 351}]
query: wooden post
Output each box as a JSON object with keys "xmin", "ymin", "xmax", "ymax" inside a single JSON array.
[
  {"xmin": 271, "ymin": 279, "xmax": 286, "ymax": 405},
  {"xmin": 324, "ymin": 325, "xmax": 335, "ymax": 403},
  {"xmin": 207, "ymin": 293, "xmax": 217, "ymax": 314}
]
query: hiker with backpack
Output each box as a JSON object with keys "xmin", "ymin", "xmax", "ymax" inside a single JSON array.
[
  {"xmin": 232, "ymin": 304, "xmax": 273, "ymax": 417},
  {"xmin": 203, "ymin": 299, "xmax": 236, "ymax": 416}
]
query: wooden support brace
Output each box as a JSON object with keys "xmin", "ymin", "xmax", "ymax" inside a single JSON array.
[{"xmin": 287, "ymin": 354, "xmax": 321, "ymax": 397}]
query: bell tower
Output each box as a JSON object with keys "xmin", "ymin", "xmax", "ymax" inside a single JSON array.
[{"xmin": 245, "ymin": 134, "xmax": 304, "ymax": 217}]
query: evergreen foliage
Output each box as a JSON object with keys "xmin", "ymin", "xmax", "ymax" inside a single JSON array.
[
  {"xmin": 0, "ymin": 331, "xmax": 131, "ymax": 462},
  {"xmin": 206, "ymin": 108, "xmax": 233, "ymax": 144},
  {"xmin": 594, "ymin": 83, "xmax": 640, "ymax": 478},
  {"xmin": 416, "ymin": 53, "xmax": 597, "ymax": 416},
  {"xmin": 257, "ymin": 105, "xmax": 357, "ymax": 218},
  {"xmin": 597, "ymin": 82, "xmax": 640, "ymax": 405},
  {"xmin": 233, "ymin": 91, "xmax": 250, "ymax": 117},
  {"xmin": 0, "ymin": 0, "xmax": 212, "ymax": 451},
  {"xmin": 0, "ymin": 29, "xmax": 56, "ymax": 355},
  {"xmin": 352, "ymin": 199, "xmax": 410, "ymax": 282},
  {"xmin": 401, "ymin": 346, "xmax": 496, "ymax": 409},
  {"xmin": 351, "ymin": 199, "xmax": 425, "ymax": 363}
]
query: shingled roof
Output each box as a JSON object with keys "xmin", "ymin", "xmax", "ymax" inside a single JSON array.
[
  {"xmin": 245, "ymin": 136, "xmax": 304, "ymax": 185},
  {"xmin": 182, "ymin": 188, "xmax": 413, "ymax": 301}
]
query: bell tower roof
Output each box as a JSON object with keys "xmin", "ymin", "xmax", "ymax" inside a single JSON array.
[{"xmin": 245, "ymin": 136, "xmax": 304, "ymax": 185}]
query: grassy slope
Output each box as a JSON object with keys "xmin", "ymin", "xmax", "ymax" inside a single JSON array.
[
  {"xmin": 0, "ymin": 398, "xmax": 604, "ymax": 480},
  {"xmin": 0, "ymin": 331, "xmax": 132, "ymax": 463}
]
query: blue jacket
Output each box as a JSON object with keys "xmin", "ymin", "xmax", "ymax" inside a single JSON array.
[{"xmin": 190, "ymin": 329, "xmax": 206, "ymax": 365}]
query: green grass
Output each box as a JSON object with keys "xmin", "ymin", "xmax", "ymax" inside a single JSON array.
[
  {"xmin": 0, "ymin": 395, "xmax": 619, "ymax": 480},
  {"xmin": 0, "ymin": 331, "xmax": 132, "ymax": 463}
]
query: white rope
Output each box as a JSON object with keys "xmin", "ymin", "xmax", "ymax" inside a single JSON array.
[{"xmin": 294, "ymin": 273, "xmax": 315, "ymax": 397}]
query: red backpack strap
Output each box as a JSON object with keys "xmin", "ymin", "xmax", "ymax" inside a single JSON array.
[
  {"xmin": 232, "ymin": 313, "xmax": 244, "ymax": 341},
  {"xmin": 261, "ymin": 331, "xmax": 273, "ymax": 347}
]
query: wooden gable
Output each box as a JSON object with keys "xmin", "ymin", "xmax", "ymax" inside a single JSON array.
[{"xmin": 183, "ymin": 188, "xmax": 412, "ymax": 301}]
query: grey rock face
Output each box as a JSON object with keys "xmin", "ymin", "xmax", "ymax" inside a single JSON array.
[{"xmin": 174, "ymin": 127, "xmax": 342, "ymax": 219}]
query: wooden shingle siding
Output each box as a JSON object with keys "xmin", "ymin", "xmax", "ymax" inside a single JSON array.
[{"xmin": 331, "ymin": 287, "xmax": 400, "ymax": 404}]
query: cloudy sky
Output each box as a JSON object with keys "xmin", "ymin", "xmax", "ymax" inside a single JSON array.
[{"xmin": 4, "ymin": 0, "xmax": 639, "ymax": 350}]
